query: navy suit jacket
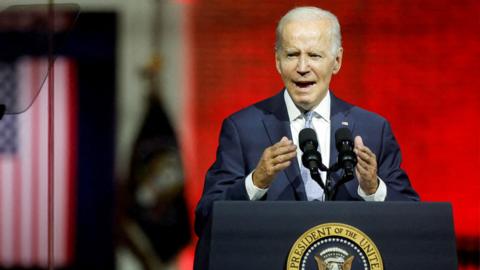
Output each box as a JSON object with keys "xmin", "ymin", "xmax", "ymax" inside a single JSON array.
[{"xmin": 194, "ymin": 91, "xmax": 419, "ymax": 268}]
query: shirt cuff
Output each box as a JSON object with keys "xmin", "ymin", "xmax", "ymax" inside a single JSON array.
[
  {"xmin": 357, "ymin": 176, "xmax": 387, "ymax": 201},
  {"xmin": 245, "ymin": 171, "xmax": 269, "ymax": 200}
]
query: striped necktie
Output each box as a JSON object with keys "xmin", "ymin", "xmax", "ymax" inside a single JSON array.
[{"xmin": 301, "ymin": 111, "xmax": 324, "ymax": 201}]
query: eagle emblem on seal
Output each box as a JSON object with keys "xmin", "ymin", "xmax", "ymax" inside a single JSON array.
[{"xmin": 314, "ymin": 247, "xmax": 354, "ymax": 270}]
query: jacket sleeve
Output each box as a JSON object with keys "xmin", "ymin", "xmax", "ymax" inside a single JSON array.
[
  {"xmin": 378, "ymin": 120, "xmax": 420, "ymax": 201},
  {"xmin": 194, "ymin": 117, "xmax": 251, "ymax": 236}
]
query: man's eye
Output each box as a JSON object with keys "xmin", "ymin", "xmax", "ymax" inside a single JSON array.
[
  {"xmin": 310, "ymin": 54, "xmax": 322, "ymax": 58},
  {"xmin": 286, "ymin": 53, "xmax": 298, "ymax": 58}
]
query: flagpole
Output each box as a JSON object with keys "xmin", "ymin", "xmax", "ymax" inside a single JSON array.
[{"xmin": 47, "ymin": 1, "xmax": 55, "ymax": 269}]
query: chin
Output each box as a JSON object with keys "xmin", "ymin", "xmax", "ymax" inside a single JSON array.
[{"xmin": 294, "ymin": 99, "xmax": 315, "ymax": 110}]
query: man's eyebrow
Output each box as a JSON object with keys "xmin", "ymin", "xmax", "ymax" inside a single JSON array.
[{"xmin": 309, "ymin": 49, "xmax": 324, "ymax": 54}]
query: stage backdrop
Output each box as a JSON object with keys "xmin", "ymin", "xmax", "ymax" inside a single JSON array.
[{"xmin": 182, "ymin": 0, "xmax": 480, "ymax": 267}]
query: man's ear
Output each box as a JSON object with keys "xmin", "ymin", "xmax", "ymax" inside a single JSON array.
[{"xmin": 332, "ymin": 47, "xmax": 343, "ymax": 74}]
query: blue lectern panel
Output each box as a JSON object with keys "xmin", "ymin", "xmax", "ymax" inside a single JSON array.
[{"xmin": 209, "ymin": 202, "xmax": 456, "ymax": 270}]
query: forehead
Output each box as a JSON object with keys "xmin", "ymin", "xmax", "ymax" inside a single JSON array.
[{"xmin": 280, "ymin": 19, "xmax": 333, "ymax": 49}]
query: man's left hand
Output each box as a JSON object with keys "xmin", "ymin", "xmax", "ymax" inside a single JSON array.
[{"xmin": 354, "ymin": 136, "xmax": 378, "ymax": 195}]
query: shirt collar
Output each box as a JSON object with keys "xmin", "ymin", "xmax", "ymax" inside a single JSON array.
[{"xmin": 284, "ymin": 89, "xmax": 331, "ymax": 123}]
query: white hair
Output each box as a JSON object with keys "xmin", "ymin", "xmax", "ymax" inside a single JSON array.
[{"xmin": 275, "ymin": 6, "xmax": 342, "ymax": 56}]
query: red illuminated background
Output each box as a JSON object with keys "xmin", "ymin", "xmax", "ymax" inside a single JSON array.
[{"xmin": 180, "ymin": 0, "xmax": 480, "ymax": 267}]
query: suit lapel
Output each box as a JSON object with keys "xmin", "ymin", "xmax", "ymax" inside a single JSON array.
[
  {"xmin": 261, "ymin": 91, "xmax": 306, "ymax": 201},
  {"xmin": 259, "ymin": 92, "xmax": 361, "ymax": 200}
]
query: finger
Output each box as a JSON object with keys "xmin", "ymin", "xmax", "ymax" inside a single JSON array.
[
  {"xmin": 355, "ymin": 166, "xmax": 366, "ymax": 182},
  {"xmin": 272, "ymin": 160, "xmax": 292, "ymax": 172},
  {"xmin": 356, "ymin": 158, "xmax": 372, "ymax": 172},
  {"xmin": 356, "ymin": 151, "xmax": 376, "ymax": 165},
  {"xmin": 355, "ymin": 163, "xmax": 370, "ymax": 179},
  {"xmin": 356, "ymin": 153, "xmax": 371, "ymax": 167},
  {"xmin": 272, "ymin": 150, "xmax": 297, "ymax": 164},
  {"xmin": 354, "ymin": 144, "xmax": 369, "ymax": 155},
  {"xmin": 354, "ymin": 136, "xmax": 364, "ymax": 148},
  {"xmin": 354, "ymin": 136, "xmax": 375, "ymax": 156},
  {"xmin": 278, "ymin": 136, "xmax": 292, "ymax": 145},
  {"xmin": 356, "ymin": 147, "xmax": 376, "ymax": 164},
  {"xmin": 355, "ymin": 166, "xmax": 377, "ymax": 192},
  {"xmin": 356, "ymin": 145, "xmax": 375, "ymax": 157},
  {"xmin": 356, "ymin": 157, "xmax": 368, "ymax": 170},
  {"xmin": 357, "ymin": 161, "xmax": 377, "ymax": 182},
  {"xmin": 357, "ymin": 155, "xmax": 377, "ymax": 169},
  {"xmin": 271, "ymin": 138, "xmax": 294, "ymax": 151},
  {"xmin": 272, "ymin": 144, "xmax": 297, "ymax": 158}
]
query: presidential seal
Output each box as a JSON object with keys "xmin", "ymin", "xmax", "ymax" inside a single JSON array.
[{"xmin": 286, "ymin": 223, "xmax": 383, "ymax": 270}]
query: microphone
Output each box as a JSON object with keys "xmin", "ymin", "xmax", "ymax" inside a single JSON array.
[
  {"xmin": 335, "ymin": 127, "xmax": 357, "ymax": 179},
  {"xmin": 299, "ymin": 128, "xmax": 325, "ymax": 172}
]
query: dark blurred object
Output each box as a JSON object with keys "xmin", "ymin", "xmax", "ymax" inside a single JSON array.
[
  {"xmin": 119, "ymin": 90, "xmax": 191, "ymax": 269},
  {"xmin": 457, "ymin": 236, "xmax": 480, "ymax": 268},
  {"xmin": 0, "ymin": 103, "xmax": 5, "ymax": 120}
]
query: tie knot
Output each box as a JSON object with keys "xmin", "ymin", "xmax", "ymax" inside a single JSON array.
[{"xmin": 304, "ymin": 111, "xmax": 314, "ymax": 128}]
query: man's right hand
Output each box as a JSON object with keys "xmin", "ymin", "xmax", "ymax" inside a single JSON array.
[{"xmin": 252, "ymin": 136, "xmax": 297, "ymax": 189}]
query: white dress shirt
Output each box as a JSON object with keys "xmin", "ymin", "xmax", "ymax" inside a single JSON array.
[{"xmin": 245, "ymin": 90, "xmax": 386, "ymax": 201}]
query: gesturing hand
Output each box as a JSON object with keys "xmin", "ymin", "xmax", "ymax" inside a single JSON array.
[
  {"xmin": 354, "ymin": 136, "xmax": 379, "ymax": 195},
  {"xmin": 252, "ymin": 137, "xmax": 297, "ymax": 189}
]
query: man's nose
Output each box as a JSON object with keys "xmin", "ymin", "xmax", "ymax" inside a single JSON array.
[{"xmin": 296, "ymin": 56, "xmax": 310, "ymax": 75}]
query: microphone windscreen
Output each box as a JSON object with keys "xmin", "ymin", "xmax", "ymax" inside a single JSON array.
[
  {"xmin": 299, "ymin": 128, "xmax": 318, "ymax": 151},
  {"xmin": 335, "ymin": 127, "xmax": 353, "ymax": 143}
]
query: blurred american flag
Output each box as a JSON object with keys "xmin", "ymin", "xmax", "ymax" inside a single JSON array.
[{"xmin": 0, "ymin": 57, "xmax": 76, "ymax": 268}]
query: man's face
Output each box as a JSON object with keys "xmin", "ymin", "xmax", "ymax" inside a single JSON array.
[{"xmin": 276, "ymin": 19, "xmax": 342, "ymax": 111}]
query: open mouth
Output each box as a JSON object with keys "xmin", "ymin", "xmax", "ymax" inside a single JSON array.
[{"xmin": 294, "ymin": 81, "xmax": 315, "ymax": 89}]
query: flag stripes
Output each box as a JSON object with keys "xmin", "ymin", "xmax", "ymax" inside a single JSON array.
[{"xmin": 0, "ymin": 57, "xmax": 76, "ymax": 267}]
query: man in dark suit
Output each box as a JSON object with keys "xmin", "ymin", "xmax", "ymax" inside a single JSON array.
[{"xmin": 194, "ymin": 6, "xmax": 419, "ymax": 269}]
